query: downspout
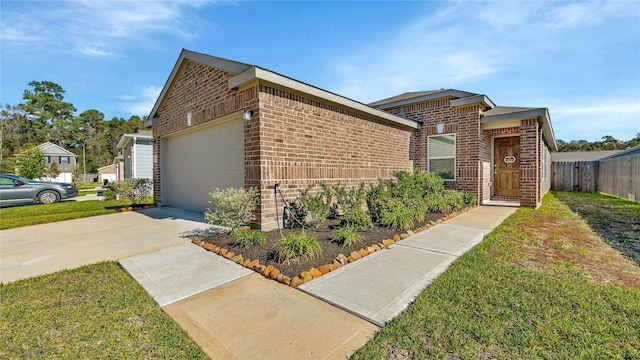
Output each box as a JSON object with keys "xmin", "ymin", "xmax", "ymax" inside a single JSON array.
[{"xmin": 132, "ymin": 136, "xmax": 137, "ymax": 179}]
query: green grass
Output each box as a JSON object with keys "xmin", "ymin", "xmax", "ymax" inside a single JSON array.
[
  {"xmin": 77, "ymin": 189, "xmax": 104, "ymax": 196},
  {"xmin": 0, "ymin": 262, "xmax": 207, "ymax": 359},
  {"xmin": 0, "ymin": 200, "xmax": 133, "ymax": 229},
  {"xmin": 351, "ymin": 192, "xmax": 640, "ymax": 359},
  {"xmin": 555, "ymin": 191, "xmax": 640, "ymax": 266}
]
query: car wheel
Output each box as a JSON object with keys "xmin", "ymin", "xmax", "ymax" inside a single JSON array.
[{"xmin": 38, "ymin": 190, "xmax": 60, "ymax": 204}]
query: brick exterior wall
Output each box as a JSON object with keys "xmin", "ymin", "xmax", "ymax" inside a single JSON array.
[
  {"xmin": 382, "ymin": 98, "xmax": 483, "ymax": 201},
  {"xmin": 255, "ymin": 85, "xmax": 414, "ymax": 229},
  {"xmin": 520, "ymin": 118, "xmax": 541, "ymax": 207}
]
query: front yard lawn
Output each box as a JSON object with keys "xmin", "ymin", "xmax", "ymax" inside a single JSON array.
[
  {"xmin": 0, "ymin": 262, "xmax": 206, "ymax": 359},
  {"xmin": 0, "ymin": 200, "xmax": 134, "ymax": 230},
  {"xmin": 351, "ymin": 191, "xmax": 640, "ymax": 359}
]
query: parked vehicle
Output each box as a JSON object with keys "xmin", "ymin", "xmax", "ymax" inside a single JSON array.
[{"xmin": 0, "ymin": 174, "xmax": 78, "ymax": 205}]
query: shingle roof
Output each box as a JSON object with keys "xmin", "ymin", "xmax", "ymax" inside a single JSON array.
[
  {"xmin": 368, "ymin": 89, "xmax": 477, "ymax": 108},
  {"xmin": 483, "ymin": 106, "xmax": 538, "ymax": 117}
]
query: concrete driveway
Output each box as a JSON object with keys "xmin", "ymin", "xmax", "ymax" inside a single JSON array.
[{"xmin": 0, "ymin": 207, "xmax": 209, "ymax": 283}]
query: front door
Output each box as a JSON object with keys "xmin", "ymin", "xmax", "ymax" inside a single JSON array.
[{"xmin": 494, "ymin": 136, "xmax": 520, "ymax": 197}]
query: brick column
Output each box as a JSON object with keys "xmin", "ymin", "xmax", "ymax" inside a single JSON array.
[{"xmin": 520, "ymin": 118, "xmax": 540, "ymax": 207}]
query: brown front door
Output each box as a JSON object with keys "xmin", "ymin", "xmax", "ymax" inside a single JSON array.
[{"xmin": 494, "ymin": 136, "xmax": 520, "ymax": 197}]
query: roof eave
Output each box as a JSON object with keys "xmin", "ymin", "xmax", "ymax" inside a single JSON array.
[
  {"xmin": 483, "ymin": 108, "xmax": 557, "ymax": 151},
  {"xmin": 451, "ymin": 94, "xmax": 495, "ymax": 110},
  {"xmin": 229, "ymin": 67, "xmax": 419, "ymax": 129},
  {"xmin": 369, "ymin": 89, "xmax": 477, "ymax": 109}
]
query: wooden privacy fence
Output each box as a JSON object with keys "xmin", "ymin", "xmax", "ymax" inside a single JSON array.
[{"xmin": 552, "ymin": 154, "xmax": 640, "ymax": 201}]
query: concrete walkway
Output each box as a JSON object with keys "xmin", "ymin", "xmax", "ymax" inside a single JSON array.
[
  {"xmin": 119, "ymin": 205, "xmax": 516, "ymax": 359},
  {"xmin": 0, "ymin": 207, "xmax": 207, "ymax": 283},
  {"xmin": 299, "ymin": 206, "xmax": 516, "ymax": 326}
]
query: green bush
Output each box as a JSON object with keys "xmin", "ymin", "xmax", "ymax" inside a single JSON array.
[
  {"xmin": 462, "ymin": 191, "xmax": 477, "ymax": 205},
  {"xmin": 392, "ymin": 169, "xmax": 445, "ymax": 199},
  {"xmin": 425, "ymin": 190, "xmax": 465, "ymax": 214},
  {"xmin": 331, "ymin": 226, "xmax": 361, "ymax": 247},
  {"xmin": 298, "ymin": 182, "xmax": 332, "ymax": 227},
  {"xmin": 366, "ymin": 180, "xmax": 395, "ymax": 222},
  {"xmin": 108, "ymin": 178, "xmax": 153, "ymax": 205},
  {"xmin": 341, "ymin": 208, "xmax": 373, "ymax": 231},
  {"xmin": 380, "ymin": 205, "xmax": 415, "ymax": 230},
  {"xmin": 205, "ymin": 187, "xmax": 259, "ymax": 231},
  {"xmin": 276, "ymin": 231, "xmax": 322, "ymax": 264},
  {"xmin": 231, "ymin": 228, "xmax": 266, "ymax": 248}
]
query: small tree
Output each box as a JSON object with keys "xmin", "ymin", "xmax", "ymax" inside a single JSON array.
[
  {"xmin": 44, "ymin": 161, "xmax": 61, "ymax": 181},
  {"xmin": 108, "ymin": 178, "xmax": 153, "ymax": 205},
  {"xmin": 205, "ymin": 187, "xmax": 259, "ymax": 231},
  {"xmin": 16, "ymin": 147, "xmax": 46, "ymax": 179}
]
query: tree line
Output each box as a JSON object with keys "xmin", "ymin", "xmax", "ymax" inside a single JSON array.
[
  {"xmin": 556, "ymin": 134, "xmax": 640, "ymax": 152},
  {"xmin": 1, "ymin": 81, "xmax": 145, "ymax": 174}
]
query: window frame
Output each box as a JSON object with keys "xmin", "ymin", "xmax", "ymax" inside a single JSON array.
[
  {"xmin": 59, "ymin": 156, "xmax": 70, "ymax": 164},
  {"xmin": 427, "ymin": 133, "xmax": 456, "ymax": 181}
]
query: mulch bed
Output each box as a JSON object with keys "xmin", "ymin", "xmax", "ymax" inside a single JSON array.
[{"xmin": 192, "ymin": 207, "xmax": 475, "ymax": 286}]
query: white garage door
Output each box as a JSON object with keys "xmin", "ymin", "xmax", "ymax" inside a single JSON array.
[{"xmin": 164, "ymin": 117, "xmax": 244, "ymax": 213}]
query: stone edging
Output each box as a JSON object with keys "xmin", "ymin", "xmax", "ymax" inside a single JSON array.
[{"xmin": 191, "ymin": 205, "xmax": 477, "ymax": 288}]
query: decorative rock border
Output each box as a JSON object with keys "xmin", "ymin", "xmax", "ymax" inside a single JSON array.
[
  {"xmin": 192, "ymin": 205, "xmax": 477, "ymax": 288},
  {"xmin": 120, "ymin": 204, "xmax": 156, "ymax": 212}
]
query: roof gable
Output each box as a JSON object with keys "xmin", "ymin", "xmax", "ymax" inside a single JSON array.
[
  {"xmin": 17, "ymin": 142, "xmax": 76, "ymax": 157},
  {"xmin": 368, "ymin": 89, "xmax": 478, "ymax": 108},
  {"xmin": 147, "ymin": 49, "xmax": 252, "ymax": 121}
]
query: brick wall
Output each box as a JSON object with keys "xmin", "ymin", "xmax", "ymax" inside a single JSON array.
[
  {"xmin": 256, "ymin": 84, "xmax": 414, "ymax": 229},
  {"xmin": 382, "ymin": 98, "xmax": 483, "ymax": 201},
  {"xmin": 520, "ymin": 118, "xmax": 540, "ymax": 207}
]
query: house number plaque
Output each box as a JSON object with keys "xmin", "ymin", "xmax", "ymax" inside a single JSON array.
[{"xmin": 504, "ymin": 155, "xmax": 517, "ymax": 164}]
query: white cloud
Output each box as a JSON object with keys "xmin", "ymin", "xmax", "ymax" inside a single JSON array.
[
  {"xmin": 120, "ymin": 85, "xmax": 162, "ymax": 117},
  {"xmin": 1, "ymin": 0, "xmax": 217, "ymax": 57},
  {"xmin": 550, "ymin": 98, "xmax": 640, "ymax": 141}
]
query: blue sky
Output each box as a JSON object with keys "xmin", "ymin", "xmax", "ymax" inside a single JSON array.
[{"xmin": 1, "ymin": 0, "xmax": 639, "ymax": 142}]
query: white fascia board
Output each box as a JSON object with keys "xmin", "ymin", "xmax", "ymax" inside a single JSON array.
[
  {"xmin": 229, "ymin": 67, "xmax": 418, "ymax": 129},
  {"xmin": 451, "ymin": 94, "xmax": 495, "ymax": 110},
  {"xmin": 117, "ymin": 133, "xmax": 153, "ymax": 149}
]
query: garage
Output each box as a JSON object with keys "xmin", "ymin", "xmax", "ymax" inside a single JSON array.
[{"xmin": 163, "ymin": 115, "xmax": 244, "ymax": 213}]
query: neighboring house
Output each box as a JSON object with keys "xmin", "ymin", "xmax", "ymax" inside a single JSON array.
[
  {"xmin": 551, "ymin": 150, "xmax": 622, "ymax": 162},
  {"xmin": 16, "ymin": 142, "xmax": 77, "ymax": 183},
  {"xmin": 97, "ymin": 164, "xmax": 117, "ymax": 184},
  {"xmin": 114, "ymin": 131, "xmax": 153, "ymax": 180},
  {"xmin": 145, "ymin": 49, "xmax": 557, "ymax": 230}
]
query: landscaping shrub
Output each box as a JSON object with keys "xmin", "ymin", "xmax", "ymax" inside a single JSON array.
[
  {"xmin": 340, "ymin": 208, "xmax": 373, "ymax": 231},
  {"xmin": 333, "ymin": 182, "xmax": 373, "ymax": 230},
  {"xmin": 393, "ymin": 169, "xmax": 444, "ymax": 199},
  {"xmin": 366, "ymin": 180, "xmax": 395, "ymax": 222},
  {"xmin": 107, "ymin": 178, "xmax": 153, "ymax": 205},
  {"xmin": 425, "ymin": 189, "xmax": 465, "ymax": 214},
  {"xmin": 231, "ymin": 228, "xmax": 266, "ymax": 248},
  {"xmin": 298, "ymin": 182, "xmax": 332, "ymax": 227},
  {"xmin": 331, "ymin": 226, "xmax": 361, "ymax": 247},
  {"xmin": 276, "ymin": 231, "xmax": 322, "ymax": 264},
  {"xmin": 380, "ymin": 205, "xmax": 416, "ymax": 230},
  {"xmin": 205, "ymin": 187, "xmax": 259, "ymax": 231},
  {"xmin": 462, "ymin": 191, "xmax": 477, "ymax": 205}
]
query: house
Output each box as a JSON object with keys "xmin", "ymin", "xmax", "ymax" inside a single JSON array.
[
  {"xmin": 114, "ymin": 131, "xmax": 153, "ymax": 180},
  {"xmin": 16, "ymin": 142, "xmax": 77, "ymax": 183},
  {"xmin": 97, "ymin": 164, "xmax": 117, "ymax": 184},
  {"xmin": 145, "ymin": 49, "xmax": 557, "ymax": 230}
]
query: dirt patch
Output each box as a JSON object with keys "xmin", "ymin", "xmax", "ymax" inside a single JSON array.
[
  {"xmin": 502, "ymin": 193, "xmax": 640, "ymax": 288},
  {"xmin": 200, "ymin": 213, "xmax": 446, "ymax": 279}
]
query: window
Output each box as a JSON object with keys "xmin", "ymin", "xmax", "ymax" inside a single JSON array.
[
  {"xmin": 428, "ymin": 134, "xmax": 455, "ymax": 180},
  {"xmin": 59, "ymin": 156, "xmax": 70, "ymax": 164},
  {"xmin": 45, "ymin": 156, "xmax": 51, "ymax": 164}
]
